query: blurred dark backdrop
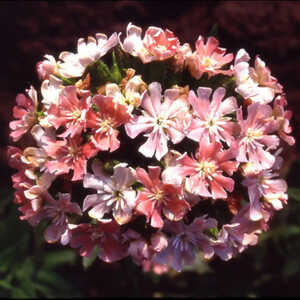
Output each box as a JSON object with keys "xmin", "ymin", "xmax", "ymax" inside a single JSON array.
[{"xmin": 1, "ymin": 1, "xmax": 300, "ymax": 297}]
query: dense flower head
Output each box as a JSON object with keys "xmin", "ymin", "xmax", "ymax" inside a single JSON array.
[{"xmin": 8, "ymin": 22, "xmax": 295, "ymax": 273}]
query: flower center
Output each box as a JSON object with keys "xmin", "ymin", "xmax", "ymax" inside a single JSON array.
[
  {"xmin": 156, "ymin": 44, "xmax": 167, "ymax": 52},
  {"xmin": 196, "ymin": 160, "xmax": 216, "ymax": 177},
  {"xmin": 72, "ymin": 110, "xmax": 81, "ymax": 120},
  {"xmin": 246, "ymin": 128, "xmax": 263, "ymax": 141},
  {"xmin": 148, "ymin": 189, "xmax": 164, "ymax": 203},
  {"xmin": 97, "ymin": 118, "xmax": 113, "ymax": 133},
  {"xmin": 203, "ymin": 56, "xmax": 216, "ymax": 68}
]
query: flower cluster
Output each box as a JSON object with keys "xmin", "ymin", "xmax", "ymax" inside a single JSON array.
[{"xmin": 9, "ymin": 23, "xmax": 295, "ymax": 273}]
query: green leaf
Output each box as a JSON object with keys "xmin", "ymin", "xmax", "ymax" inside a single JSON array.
[
  {"xmin": 204, "ymin": 227, "xmax": 219, "ymax": 240},
  {"xmin": 82, "ymin": 246, "xmax": 98, "ymax": 270},
  {"xmin": 96, "ymin": 60, "xmax": 113, "ymax": 83},
  {"xmin": 288, "ymin": 188, "xmax": 300, "ymax": 202},
  {"xmin": 36, "ymin": 269, "xmax": 73, "ymax": 291},
  {"xmin": 11, "ymin": 287, "xmax": 30, "ymax": 299},
  {"xmin": 92, "ymin": 103, "xmax": 99, "ymax": 112},
  {"xmin": 208, "ymin": 23, "xmax": 218, "ymax": 38},
  {"xmin": 111, "ymin": 51, "xmax": 122, "ymax": 83},
  {"xmin": 283, "ymin": 258, "xmax": 300, "ymax": 278},
  {"xmin": 0, "ymin": 278, "xmax": 13, "ymax": 290},
  {"xmin": 0, "ymin": 189, "xmax": 13, "ymax": 211},
  {"xmin": 32, "ymin": 282, "xmax": 53, "ymax": 298},
  {"xmin": 54, "ymin": 74, "xmax": 78, "ymax": 86},
  {"xmin": 43, "ymin": 250, "xmax": 76, "ymax": 269},
  {"xmin": 0, "ymin": 245, "xmax": 18, "ymax": 272},
  {"xmin": 182, "ymin": 252, "xmax": 212, "ymax": 275},
  {"xmin": 15, "ymin": 258, "xmax": 34, "ymax": 281}
]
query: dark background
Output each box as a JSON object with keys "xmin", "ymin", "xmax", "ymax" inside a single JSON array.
[{"xmin": 1, "ymin": 1, "xmax": 300, "ymax": 297}]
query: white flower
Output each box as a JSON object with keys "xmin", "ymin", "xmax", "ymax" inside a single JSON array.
[
  {"xmin": 41, "ymin": 75, "xmax": 63, "ymax": 108},
  {"xmin": 83, "ymin": 160, "xmax": 137, "ymax": 225},
  {"xmin": 58, "ymin": 32, "xmax": 119, "ymax": 78},
  {"xmin": 233, "ymin": 49, "xmax": 279, "ymax": 104}
]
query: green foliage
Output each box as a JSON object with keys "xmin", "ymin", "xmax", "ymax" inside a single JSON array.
[
  {"xmin": 54, "ymin": 74, "xmax": 78, "ymax": 86},
  {"xmin": 208, "ymin": 23, "xmax": 218, "ymax": 39},
  {"xmin": 82, "ymin": 246, "xmax": 99, "ymax": 270},
  {"xmin": 0, "ymin": 192, "xmax": 83, "ymax": 298},
  {"xmin": 111, "ymin": 51, "xmax": 122, "ymax": 84}
]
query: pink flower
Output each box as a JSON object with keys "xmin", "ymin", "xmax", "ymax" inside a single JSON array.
[
  {"xmin": 83, "ymin": 160, "xmax": 137, "ymax": 225},
  {"xmin": 154, "ymin": 216, "xmax": 217, "ymax": 271},
  {"xmin": 173, "ymin": 43, "xmax": 192, "ymax": 72},
  {"xmin": 234, "ymin": 49, "xmax": 282, "ymax": 104},
  {"xmin": 242, "ymin": 163, "xmax": 288, "ymax": 221},
  {"xmin": 128, "ymin": 232, "xmax": 168, "ymax": 272},
  {"xmin": 236, "ymin": 103, "xmax": 279, "ymax": 170},
  {"xmin": 187, "ymin": 86, "xmax": 238, "ymax": 146},
  {"xmin": 23, "ymin": 172, "xmax": 56, "ymax": 211},
  {"xmin": 43, "ymin": 193, "xmax": 82, "ymax": 243},
  {"xmin": 41, "ymin": 75, "xmax": 63, "ymax": 109},
  {"xmin": 44, "ymin": 136, "xmax": 88, "ymax": 181},
  {"xmin": 250, "ymin": 55, "xmax": 282, "ymax": 94},
  {"xmin": 105, "ymin": 74, "xmax": 146, "ymax": 113},
  {"xmin": 135, "ymin": 166, "xmax": 190, "ymax": 228},
  {"xmin": 143, "ymin": 26, "xmax": 179, "ymax": 60},
  {"xmin": 164, "ymin": 138, "xmax": 239, "ymax": 199},
  {"xmin": 8, "ymin": 146, "xmax": 55, "ymax": 212},
  {"xmin": 8, "ymin": 146, "xmax": 25, "ymax": 170},
  {"xmin": 18, "ymin": 199, "xmax": 46, "ymax": 226},
  {"xmin": 48, "ymin": 86, "xmax": 90, "ymax": 138},
  {"xmin": 187, "ymin": 35, "xmax": 233, "ymax": 79},
  {"xmin": 125, "ymin": 82, "xmax": 189, "ymax": 160},
  {"xmin": 58, "ymin": 32, "xmax": 118, "ymax": 78},
  {"xmin": 36, "ymin": 55, "xmax": 58, "ymax": 80},
  {"xmin": 68, "ymin": 221, "xmax": 128, "ymax": 263},
  {"xmin": 121, "ymin": 23, "xmax": 179, "ymax": 63},
  {"xmin": 272, "ymin": 94, "xmax": 295, "ymax": 146},
  {"xmin": 86, "ymin": 95, "xmax": 130, "ymax": 152},
  {"xmin": 213, "ymin": 204, "xmax": 269, "ymax": 260},
  {"xmin": 9, "ymin": 86, "xmax": 38, "ymax": 142}
]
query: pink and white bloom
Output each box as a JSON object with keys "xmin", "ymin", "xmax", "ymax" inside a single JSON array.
[
  {"xmin": 187, "ymin": 35, "xmax": 233, "ymax": 79},
  {"xmin": 135, "ymin": 166, "xmax": 190, "ymax": 228},
  {"xmin": 23, "ymin": 172, "xmax": 56, "ymax": 211},
  {"xmin": 83, "ymin": 159, "xmax": 137, "ymax": 225},
  {"xmin": 105, "ymin": 74, "xmax": 146, "ymax": 113},
  {"xmin": 213, "ymin": 204, "xmax": 269, "ymax": 260},
  {"xmin": 59, "ymin": 32, "xmax": 118, "ymax": 78},
  {"xmin": 68, "ymin": 221, "xmax": 128, "ymax": 263},
  {"xmin": 187, "ymin": 86, "xmax": 238, "ymax": 146},
  {"xmin": 41, "ymin": 75, "xmax": 63, "ymax": 109},
  {"xmin": 143, "ymin": 26, "xmax": 180, "ymax": 60},
  {"xmin": 236, "ymin": 102, "xmax": 279, "ymax": 170},
  {"xmin": 48, "ymin": 86, "xmax": 90, "ymax": 138},
  {"xmin": 164, "ymin": 138, "xmax": 239, "ymax": 199},
  {"xmin": 173, "ymin": 43, "xmax": 192, "ymax": 72},
  {"xmin": 44, "ymin": 136, "xmax": 88, "ymax": 181},
  {"xmin": 271, "ymin": 94, "xmax": 295, "ymax": 146},
  {"xmin": 242, "ymin": 163, "xmax": 288, "ymax": 221},
  {"xmin": 127, "ymin": 232, "xmax": 168, "ymax": 271},
  {"xmin": 234, "ymin": 49, "xmax": 282, "ymax": 104},
  {"xmin": 43, "ymin": 193, "xmax": 82, "ymax": 243},
  {"xmin": 8, "ymin": 144, "xmax": 55, "ymax": 212},
  {"xmin": 9, "ymin": 86, "xmax": 38, "ymax": 142},
  {"xmin": 121, "ymin": 23, "xmax": 179, "ymax": 63},
  {"xmin": 86, "ymin": 95, "xmax": 130, "ymax": 152},
  {"xmin": 155, "ymin": 216, "xmax": 217, "ymax": 271},
  {"xmin": 125, "ymin": 82, "xmax": 189, "ymax": 160},
  {"xmin": 36, "ymin": 54, "xmax": 58, "ymax": 80}
]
